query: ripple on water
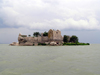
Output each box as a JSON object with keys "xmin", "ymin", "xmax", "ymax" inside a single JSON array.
[{"xmin": 0, "ymin": 44, "xmax": 100, "ymax": 75}]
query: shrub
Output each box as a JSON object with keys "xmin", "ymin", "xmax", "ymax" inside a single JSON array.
[
  {"xmin": 41, "ymin": 43, "xmax": 46, "ymax": 45},
  {"xmin": 43, "ymin": 31, "xmax": 48, "ymax": 36},
  {"xmin": 63, "ymin": 42, "xmax": 90, "ymax": 45},
  {"xmin": 86, "ymin": 43, "xmax": 90, "ymax": 45},
  {"xmin": 63, "ymin": 43, "xmax": 67, "ymax": 45},
  {"xmin": 70, "ymin": 35, "xmax": 78, "ymax": 43},
  {"xmin": 63, "ymin": 35, "xmax": 69, "ymax": 43},
  {"xmin": 33, "ymin": 32, "xmax": 41, "ymax": 37},
  {"xmin": 38, "ymin": 43, "xmax": 46, "ymax": 45},
  {"xmin": 28, "ymin": 35, "xmax": 31, "ymax": 37},
  {"xmin": 38, "ymin": 43, "xmax": 41, "ymax": 45}
]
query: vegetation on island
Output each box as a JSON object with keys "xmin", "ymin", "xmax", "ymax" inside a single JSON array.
[
  {"xmin": 28, "ymin": 35, "xmax": 31, "ymax": 37},
  {"xmin": 38, "ymin": 43, "xmax": 47, "ymax": 45},
  {"xmin": 32, "ymin": 31, "xmax": 48, "ymax": 37},
  {"xmin": 70, "ymin": 35, "xmax": 78, "ymax": 43},
  {"xmin": 33, "ymin": 32, "xmax": 41, "ymax": 37},
  {"xmin": 10, "ymin": 29, "xmax": 90, "ymax": 46},
  {"xmin": 63, "ymin": 42, "xmax": 90, "ymax": 45},
  {"xmin": 63, "ymin": 35, "xmax": 89, "ymax": 45},
  {"xmin": 63, "ymin": 35, "xmax": 69, "ymax": 43},
  {"xmin": 43, "ymin": 31, "xmax": 48, "ymax": 36}
]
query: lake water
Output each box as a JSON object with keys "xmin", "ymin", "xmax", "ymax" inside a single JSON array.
[{"xmin": 0, "ymin": 44, "xmax": 100, "ymax": 75}]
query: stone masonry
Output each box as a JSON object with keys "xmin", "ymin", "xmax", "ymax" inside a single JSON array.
[{"xmin": 10, "ymin": 29, "xmax": 63, "ymax": 46}]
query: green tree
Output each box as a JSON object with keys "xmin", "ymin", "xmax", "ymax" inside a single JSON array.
[
  {"xmin": 28, "ymin": 35, "xmax": 31, "ymax": 37},
  {"xmin": 43, "ymin": 31, "xmax": 48, "ymax": 36},
  {"xmin": 70, "ymin": 35, "xmax": 78, "ymax": 43},
  {"xmin": 33, "ymin": 32, "xmax": 41, "ymax": 37},
  {"xmin": 63, "ymin": 35, "xmax": 69, "ymax": 43}
]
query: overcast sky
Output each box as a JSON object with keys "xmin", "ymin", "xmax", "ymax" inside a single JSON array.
[{"xmin": 0, "ymin": 0, "xmax": 100, "ymax": 44}]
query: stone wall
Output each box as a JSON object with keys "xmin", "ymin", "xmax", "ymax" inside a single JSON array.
[
  {"xmin": 42, "ymin": 36, "xmax": 48, "ymax": 42},
  {"xmin": 17, "ymin": 29, "xmax": 63, "ymax": 46}
]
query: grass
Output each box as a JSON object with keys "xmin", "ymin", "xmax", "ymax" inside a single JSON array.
[{"xmin": 63, "ymin": 42, "xmax": 90, "ymax": 45}]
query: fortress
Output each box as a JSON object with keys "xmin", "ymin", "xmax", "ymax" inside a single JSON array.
[
  {"xmin": 10, "ymin": 29, "xmax": 63, "ymax": 46},
  {"xmin": 10, "ymin": 29, "xmax": 89, "ymax": 46}
]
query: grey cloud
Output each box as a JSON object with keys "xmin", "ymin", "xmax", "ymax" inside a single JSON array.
[{"xmin": 0, "ymin": 0, "xmax": 100, "ymax": 30}]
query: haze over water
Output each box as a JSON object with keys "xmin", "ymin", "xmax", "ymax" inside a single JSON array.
[{"xmin": 0, "ymin": 44, "xmax": 100, "ymax": 75}]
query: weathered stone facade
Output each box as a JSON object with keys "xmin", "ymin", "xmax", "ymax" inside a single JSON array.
[
  {"xmin": 48, "ymin": 29, "xmax": 62, "ymax": 41},
  {"xmin": 10, "ymin": 29, "xmax": 63, "ymax": 46}
]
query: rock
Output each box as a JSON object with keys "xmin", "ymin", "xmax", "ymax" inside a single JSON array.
[
  {"xmin": 10, "ymin": 42, "xmax": 19, "ymax": 46},
  {"xmin": 50, "ymin": 41, "xmax": 57, "ymax": 45},
  {"xmin": 19, "ymin": 42, "xmax": 33, "ymax": 46},
  {"xmin": 45, "ymin": 42, "xmax": 49, "ymax": 45}
]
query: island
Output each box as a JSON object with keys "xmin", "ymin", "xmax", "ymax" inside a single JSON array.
[{"xmin": 10, "ymin": 29, "xmax": 90, "ymax": 46}]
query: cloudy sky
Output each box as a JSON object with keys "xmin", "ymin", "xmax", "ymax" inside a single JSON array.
[{"xmin": 0, "ymin": 0, "xmax": 100, "ymax": 44}]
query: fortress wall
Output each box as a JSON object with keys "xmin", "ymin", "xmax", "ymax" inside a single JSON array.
[
  {"xmin": 18, "ymin": 29, "xmax": 63, "ymax": 45},
  {"xmin": 30, "ymin": 37, "xmax": 42, "ymax": 43},
  {"xmin": 18, "ymin": 37, "xmax": 34, "ymax": 43},
  {"xmin": 33, "ymin": 37, "xmax": 38, "ymax": 42},
  {"xmin": 42, "ymin": 36, "xmax": 48, "ymax": 42},
  {"xmin": 30, "ymin": 37, "xmax": 35, "ymax": 42},
  {"xmin": 37, "ymin": 37, "xmax": 42, "ymax": 42},
  {"xmin": 28, "ymin": 37, "xmax": 34, "ymax": 43},
  {"xmin": 53, "ymin": 30, "xmax": 63, "ymax": 41},
  {"xmin": 24, "ymin": 37, "xmax": 34, "ymax": 43}
]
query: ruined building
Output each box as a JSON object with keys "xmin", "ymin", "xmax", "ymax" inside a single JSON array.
[{"xmin": 10, "ymin": 29, "xmax": 63, "ymax": 46}]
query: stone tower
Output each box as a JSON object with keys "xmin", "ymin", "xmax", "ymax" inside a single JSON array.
[
  {"xmin": 48, "ymin": 29, "xmax": 63, "ymax": 42},
  {"xmin": 48, "ymin": 29, "xmax": 53, "ymax": 41}
]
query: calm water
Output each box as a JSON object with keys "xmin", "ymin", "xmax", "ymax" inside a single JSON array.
[{"xmin": 0, "ymin": 44, "xmax": 100, "ymax": 75}]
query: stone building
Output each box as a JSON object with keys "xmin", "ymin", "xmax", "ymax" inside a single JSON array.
[{"xmin": 11, "ymin": 29, "xmax": 63, "ymax": 46}]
